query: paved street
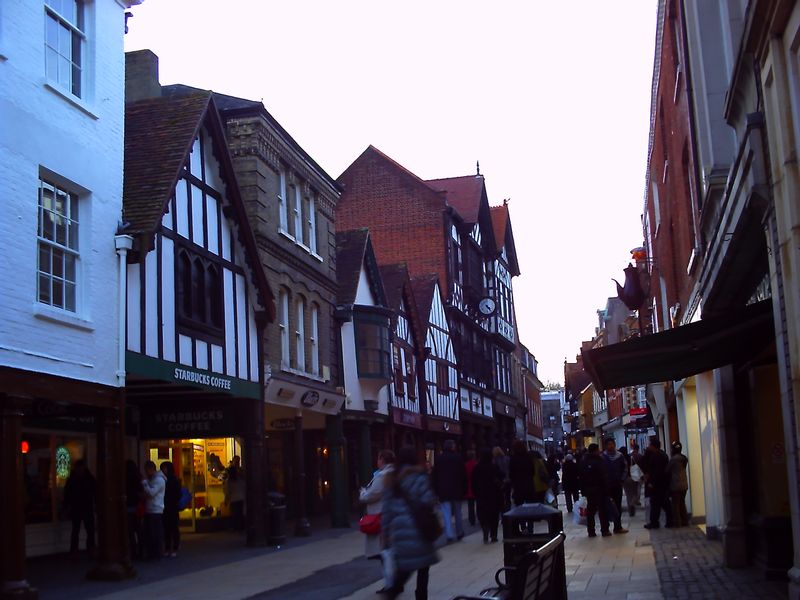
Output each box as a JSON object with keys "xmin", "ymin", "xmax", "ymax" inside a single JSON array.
[{"xmin": 31, "ymin": 495, "xmax": 789, "ymax": 599}]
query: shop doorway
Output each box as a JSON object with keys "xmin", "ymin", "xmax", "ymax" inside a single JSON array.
[{"xmin": 145, "ymin": 437, "xmax": 242, "ymax": 533}]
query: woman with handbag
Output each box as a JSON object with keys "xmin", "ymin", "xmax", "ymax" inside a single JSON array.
[
  {"xmin": 359, "ymin": 449, "xmax": 395, "ymax": 592},
  {"xmin": 381, "ymin": 446, "xmax": 441, "ymax": 600}
]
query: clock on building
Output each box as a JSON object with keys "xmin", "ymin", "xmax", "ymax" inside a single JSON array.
[{"xmin": 477, "ymin": 297, "xmax": 497, "ymax": 317}]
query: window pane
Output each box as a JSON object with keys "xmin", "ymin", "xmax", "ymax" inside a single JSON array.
[
  {"xmin": 65, "ymin": 282, "xmax": 76, "ymax": 312},
  {"xmin": 38, "ymin": 273, "xmax": 51, "ymax": 304},
  {"xmin": 71, "ymin": 38, "xmax": 82, "ymax": 97},
  {"xmin": 68, "ymin": 219, "xmax": 78, "ymax": 250},
  {"xmin": 58, "ymin": 56, "xmax": 70, "ymax": 88},
  {"xmin": 65, "ymin": 253, "xmax": 76, "ymax": 282},
  {"xmin": 52, "ymin": 248, "xmax": 64, "ymax": 278},
  {"xmin": 43, "ymin": 211, "xmax": 56, "ymax": 242},
  {"xmin": 52, "ymin": 278, "xmax": 64, "ymax": 308},
  {"xmin": 39, "ymin": 244, "xmax": 51, "ymax": 274},
  {"xmin": 55, "ymin": 215, "xmax": 67, "ymax": 246},
  {"xmin": 46, "ymin": 16, "xmax": 59, "ymax": 49}
]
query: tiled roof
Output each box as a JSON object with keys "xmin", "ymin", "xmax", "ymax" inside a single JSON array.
[
  {"xmin": 336, "ymin": 228, "xmax": 371, "ymax": 306},
  {"xmin": 490, "ymin": 204, "xmax": 509, "ymax": 249},
  {"xmin": 124, "ymin": 92, "xmax": 210, "ymax": 234},
  {"xmin": 378, "ymin": 263, "xmax": 409, "ymax": 314},
  {"xmin": 426, "ymin": 175, "xmax": 485, "ymax": 223},
  {"xmin": 410, "ymin": 274, "xmax": 439, "ymax": 337}
]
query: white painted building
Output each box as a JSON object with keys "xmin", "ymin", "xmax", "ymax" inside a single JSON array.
[{"xmin": 0, "ymin": 0, "xmax": 135, "ymax": 586}]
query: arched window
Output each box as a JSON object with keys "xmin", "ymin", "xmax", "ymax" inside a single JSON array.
[
  {"xmin": 295, "ymin": 296, "xmax": 306, "ymax": 371},
  {"xmin": 175, "ymin": 247, "xmax": 223, "ymax": 338},
  {"xmin": 192, "ymin": 258, "xmax": 206, "ymax": 321},
  {"xmin": 310, "ymin": 303, "xmax": 319, "ymax": 376},
  {"xmin": 206, "ymin": 265, "xmax": 222, "ymax": 328},
  {"xmin": 279, "ymin": 288, "xmax": 290, "ymax": 368},
  {"xmin": 178, "ymin": 251, "xmax": 192, "ymax": 318}
]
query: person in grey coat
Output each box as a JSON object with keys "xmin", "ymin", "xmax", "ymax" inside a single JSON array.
[
  {"xmin": 359, "ymin": 449, "xmax": 395, "ymax": 592},
  {"xmin": 666, "ymin": 441, "xmax": 690, "ymax": 527},
  {"xmin": 382, "ymin": 446, "xmax": 441, "ymax": 600}
]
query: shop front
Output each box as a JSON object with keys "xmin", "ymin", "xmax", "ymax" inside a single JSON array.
[
  {"xmin": 424, "ymin": 417, "xmax": 462, "ymax": 465},
  {"xmin": 494, "ymin": 397, "xmax": 516, "ymax": 451}
]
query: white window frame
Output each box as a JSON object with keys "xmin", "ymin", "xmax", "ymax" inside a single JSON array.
[
  {"xmin": 37, "ymin": 177, "xmax": 80, "ymax": 313},
  {"xmin": 310, "ymin": 303, "xmax": 319, "ymax": 376},
  {"xmin": 279, "ymin": 289, "xmax": 289, "ymax": 368},
  {"xmin": 44, "ymin": 0, "xmax": 86, "ymax": 99},
  {"xmin": 295, "ymin": 296, "xmax": 306, "ymax": 372},
  {"xmin": 278, "ymin": 169, "xmax": 288, "ymax": 233}
]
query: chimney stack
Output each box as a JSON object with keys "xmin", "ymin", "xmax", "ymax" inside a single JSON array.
[{"xmin": 125, "ymin": 49, "xmax": 161, "ymax": 102}]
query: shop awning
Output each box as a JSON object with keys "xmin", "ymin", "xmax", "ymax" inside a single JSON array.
[{"xmin": 582, "ymin": 299, "xmax": 774, "ymax": 391}]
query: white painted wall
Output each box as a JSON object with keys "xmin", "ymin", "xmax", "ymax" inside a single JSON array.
[{"xmin": 0, "ymin": 0, "xmax": 127, "ymax": 387}]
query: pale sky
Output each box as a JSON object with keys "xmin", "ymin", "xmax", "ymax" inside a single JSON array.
[{"xmin": 124, "ymin": 1, "xmax": 658, "ymax": 384}]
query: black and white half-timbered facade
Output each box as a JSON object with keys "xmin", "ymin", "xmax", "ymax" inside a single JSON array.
[
  {"xmin": 123, "ymin": 74, "xmax": 274, "ymax": 545},
  {"xmin": 380, "ymin": 264, "xmax": 424, "ymax": 451},
  {"xmin": 426, "ymin": 174, "xmax": 506, "ymax": 450},
  {"xmin": 411, "ymin": 275, "xmax": 459, "ymax": 453}
]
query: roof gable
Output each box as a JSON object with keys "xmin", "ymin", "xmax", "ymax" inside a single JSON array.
[
  {"xmin": 336, "ymin": 229, "xmax": 387, "ymax": 307},
  {"xmin": 490, "ymin": 203, "xmax": 520, "ymax": 275},
  {"xmin": 124, "ymin": 93, "xmax": 274, "ymax": 319},
  {"xmin": 409, "ymin": 274, "xmax": 439, "ymax": 338},
  {"xmin": 427, "ymin": 174, "xmax": 497, "ymax": 254}
]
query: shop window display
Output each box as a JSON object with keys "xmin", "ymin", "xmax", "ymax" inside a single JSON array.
[{"xmin": 22, "ymin": 433, "xmax": 87, "ymax": 524}]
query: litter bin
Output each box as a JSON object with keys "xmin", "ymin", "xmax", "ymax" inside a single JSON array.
[
  {"xmin": 267, "ymin": 492, "xmax": 287, "ymax": 546},
  {"xmin": 501, "ymin": 503, "xmax": 567, "ymax": 599}
]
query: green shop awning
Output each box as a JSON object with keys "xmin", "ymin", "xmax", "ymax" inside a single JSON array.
[{"xmin": 582, "ymin": 299, "xmax": 774, "ymax": 391}]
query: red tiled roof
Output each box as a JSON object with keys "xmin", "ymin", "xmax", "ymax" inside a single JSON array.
[
  {"xmin": 426, "ymin": 175, "xmax": 485, "ymax": 223},
  {"xmin": 124, "ymin": 92, "xmax": 210, "ymax": 235}
]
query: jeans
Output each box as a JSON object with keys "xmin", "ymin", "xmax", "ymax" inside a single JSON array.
[
  {"xmin": 467, "ymin": 498, "xmax": 476, "ymax": 525},
  {"xmin": 564, "ymin": 488, "xmax": 580, "ymax": 512},
  {"xmin": 608, "ymin": 484, "xmax": 624, "ymax": 530},
  {"xmin": 585, "ymin": 492, "xmax": 610, "ymax": 535},
  {"xmin": 163, "ymin": 510, "xmax": 180, "ymax": 553},
  {"xmin": 70, "ymin": 509, "xmax": 95, "ymax": 552},
  {"xmin": 388, "ymin": 566, "xmax": 430, "ymax": 600},
  {"xmin": 440, "ymin": 500, "xmax": 464, "ymax": 540},
  {"xmin": 143, "ymin": 513, "xmax": 164, "ymax": 559}
]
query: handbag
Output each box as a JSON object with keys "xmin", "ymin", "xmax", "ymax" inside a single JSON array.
[
  {"xmin": 395, "ymin": 480, "xmax": 442, "ymax": 542},
  {"xmin": 359, "ymin": 513, "xmax": 381, "ymax": 535}
]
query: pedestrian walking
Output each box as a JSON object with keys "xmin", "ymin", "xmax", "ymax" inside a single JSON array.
[
  {"xmin": 546, "ymin": 453, "xmax": 561, "ymax": 503},
  {"xmin": 223, "ymin": 455, "xmax": 246, "ymax": 530},
  {"xmin": 358, "ymin": 449, "xmax": 395, "ymax": 593},
  {"xmin": 561, "ymin": 453, "xmax": 580, "ymax": 512},
  {"xmin": 492, "ymin": 446, "xmax": 511, "ymax": 512},
  {"xmin": 531, "ymin": 451, "xmax": 551, "ymax": 503},
  {"xmin": 620, "ymin": 447, "xmax": 639, "ymax": 516},
  {"xmin": 464, "ymin": 450, "xmax": 478, "ymax": 526},
  {"xmin": 471, "ymin": 448, "xmax": 504, "ymax": 543},
  {"xmin": 161, "ymin": 461, "xmax": 181, "ymax": 557},
  {"xmin": 431, "ymin": 439, "xmax": 466, "ymax": 542},
  {"xmin": 141, "ymin": 460, "xmax": 166, "ymax": 559},
  {"xmin": 641, "ymin": 436, "xmax": 672, "ymax": 529},
  {"xmin": 125, "ymin": 459, "xmax": 144, "ymax": 559},
  {"xmin": 509, "ymin": 440, "xmax": 535, "ymax": 506},
  {"xmin": 630, "ymin": 443, "xmax": 644, "ymax": 508},
  {"xmin": 63, "ymin": 459, "xmax": 96, "ymax": 556},
  {"xmin": 382, "ymin": 446, "xmax": 441, "ymax": 600},
  {"xmin": 579, "ymin": 443, "xmax": 611, "ymax": 537},
  {"xmin": 666, "ymin": 441, "xmax": 690, "ymax": 527},
  {"xmin": 602, "ymin": 439, "xmax": 629, "ymax": 534}
]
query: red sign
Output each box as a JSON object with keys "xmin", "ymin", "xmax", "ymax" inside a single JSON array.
[{"xmin": 630, "ymin": 407, "xmax": 648, "ymax": 416}]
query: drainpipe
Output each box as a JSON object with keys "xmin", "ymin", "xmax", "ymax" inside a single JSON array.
[{"xmin": 114, "ymin": 234, "xmax": 133, "ymax": 386}]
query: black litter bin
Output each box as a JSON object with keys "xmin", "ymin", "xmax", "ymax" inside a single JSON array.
[
  {"xmin": 501, "ymin": 503, "xmax": 567, "ymax": 599},
  {"xmin": 267, "ymin": 492, "xmax": 287, "ymax": 546}
]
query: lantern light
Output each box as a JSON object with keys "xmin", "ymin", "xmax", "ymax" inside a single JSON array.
[{"xmin": 21, "ymin": 440, "xmax": 30, "ymax": 454}]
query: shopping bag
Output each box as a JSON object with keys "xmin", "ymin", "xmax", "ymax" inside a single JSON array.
[
  {"xmin": 544, "ymin": 489, "xmax": 557, "ymax": 507},
  {"xmin": 573, "ymin": 496, "xmax": 587, "ymax": 525}
]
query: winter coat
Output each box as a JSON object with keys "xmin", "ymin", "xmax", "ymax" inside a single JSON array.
[
  {"xmin": 509, "ymin": 453, "xmax": 535, "ymax": 504},
  {"xmin": 141, "ymin": 471, "xmax": 166, "ymax": 514},
  {"xmin": 666, "ymin": 453, "xmax": 689, "ymax": 492},
  {"xmin": 561, "ymin": 460, "xmax": 580, "ymax": 491},
  {"xmin": 579, "ymin": 453, "xmax": 608, "ymax": 496},
  {"xmin": 358, "ymin": 464, "xmax": 394, "ymax": 557},
  {"xmin": 163, "ymin": 474, "xmax": 181, "ymax": 516},
  {"xmin": 602, "ymin": 450, "xmax": 628, "ymax": 487},
  {"xmin": 432, "ymin": 451, "xmax": 467, "ymax": 501},
  {"xmin": 382, "ymin": 466, "xmax": 441, "ymax": 572},
  {"xmin": 464, "ymin": 459, "xmax": 478, "ymax": 500},
  {"xmin": 471, "ymin": 460, "xmax": 504, "ymax": 526},
  {"xmin": 532, "ymin": 458, "xmax": 551, "ymax": 494},
  {"xmin": 641, "ymin": 446, "xmax": 670, "ymax": 490},
  {"xmin": 64, "ymin": 471, "xmax": 96, "ymax": 515}
]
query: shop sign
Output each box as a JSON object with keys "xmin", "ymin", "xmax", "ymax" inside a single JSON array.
[
  {"xmin": 426, "ymin": 418, "xmax": 461, "ymax": 435},
  {"xmin": 630, "ymin": 407, "xmax": 648, "ymax": 416},
  {"xmin": 392, "ymin": 407, "xmax": 422, "ymax": 429},
  {"xmin": 300, "ymin": 391, "xmax": 320, "ymax": 408},
  {"xmin": 493, "ymin": 400, "xmax": 515, "ymax": 419},
  {"xmin": 271, "ymin": 418, "xmax": 295, "ymax": 430},
  {"xmin": 126, "ymin": 351, "xmax": 260, "ymax": 399},
  {"xmin": 140, "ymin": 404, "xmax": 237, "ymax": 439}
]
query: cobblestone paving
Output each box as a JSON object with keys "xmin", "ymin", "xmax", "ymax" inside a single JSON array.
[{"xmin": 649, "ymin": 526, "xmax": 788, "ymax": 599}]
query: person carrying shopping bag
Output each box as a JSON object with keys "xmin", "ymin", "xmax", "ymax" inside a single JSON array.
[{"xmin": 359, "ymin": 449, "xmax": 395, "ymax": 593}]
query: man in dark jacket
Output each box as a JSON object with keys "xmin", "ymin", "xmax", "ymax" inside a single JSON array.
[
  {"xmin": 579, "ymin": 444, "xmax": 610, "ymax": 537},
  {"xmin": 641, "ymin": 436, "xmax": 672, "ymax": 528},
  {"xmin": 561, "ymin": 454, "xmax": 580, "ymax": 512},
  {"xmin": 64, "ymin": 459, "xmax": 96, "ymax": 555},
  {"xmin": 432, "ymin": 439, "xmax": 467, "ymax": 542},
  {"xmin": 602, "ymin": 439, "xmax": 629, "ymax": 534}
]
